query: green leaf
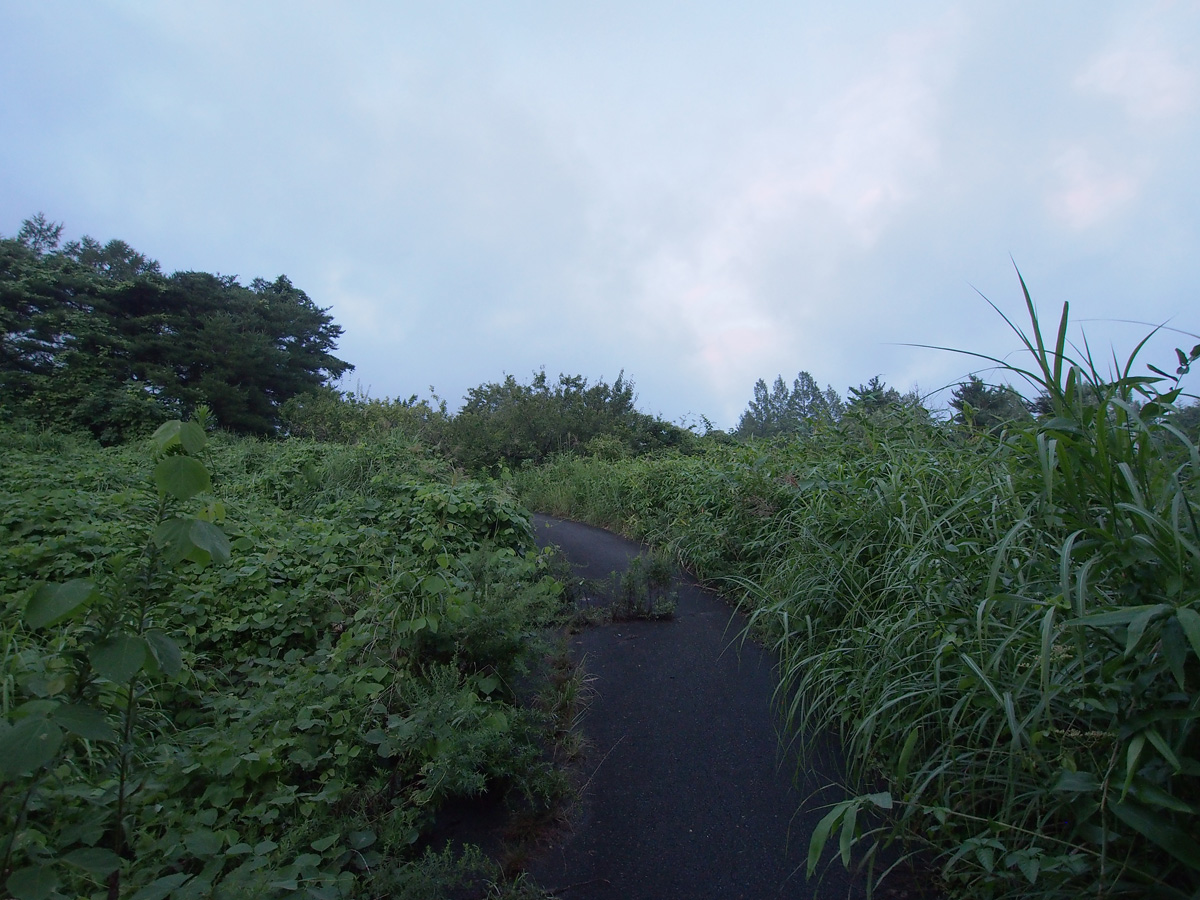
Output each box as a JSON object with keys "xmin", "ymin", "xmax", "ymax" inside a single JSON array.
[
  {"xmin": 1145, "ymin": 727, "xmax": 1182, "ymax": 772},
  {"xmin": 0, "ymin": 716, "xmax": 64, "ymax": 777},
  {"xmin": 975, "ymin": 843, "xmax": 996, "ymax": 873},
  {"xmin": 155, "ymin": 455, "xmax": 210, "ymax": 501},
  {"xmin": 52, "ymin": 704, "xmax": 117, "ymax": 742},
  {"xmin": 839, "ymin": 803, "xmax": 858, "ymax": 866},
  {"xmin": 154, "ymin": 516, "xmax": 195, "ymax": 564},
  {"xmin": 1053, "ymin": 770, "xmax": 1099, "ymax": 792},
  {"xmin": 484, "ymin": 711, "xmax": 508, "ymax": 733},
  {"xmin": 1162, "ymin": 617, "xmax": 1189, "ymax": 689},
  {"xmin": 24, "ymin": 579, "xmax": 98, "ymax": 628},
  {"xmin": 1069, "ymin": 604, "xmax": 1168, "ymax": 629},
  {"xmin": 1012, "ymin": 850, "xmax": 1040, "ymax": 884},
  {"xmin": 1124, "ymin": 605, "xmax": 1162, "ymax": 658},
  {"xmin": 184, "ymin": 829, "xmax": 223, "ymax": 856},
  {"xmin": 1110, "ymin": 799, "xmax": 1200, "ymax": 870},
  {"xmin": 865, "ymin": 791, "xmax": 893, "ymax": 810},
  {"xmin": 129, "ymin": 873, "xmax": 192, "ymax": 900},
  {"xmin": 6, "ymin": 865, "xmax": 59, "ymax": 900},
  {"xmin": 178, "ymin": 421, "xmax": 207, "ymax": 454},
  {"xmin": 90, "ymin": 633, "xmax": 147, "ymax": 683},
  {"xmin": 1123, "ymin": 733, "xmax": 1146, "ymax": 798},
  {"xmin": 895, "ymin": 728, "xmax": 920, "ymax": 784},
  {"xmin": 1176, "ymin": 607, "xmax": 1200, "ymax": 661},
  {"xmin": 808, "ymin": 802, "xmax": 849, "ymax": 876},
  {"xmin": 145, "ymin": 630, "xmax": 183, "ymax": 677},
  {"xmin": 153, "ymin": 518, "xmax": 230, "ymax": 567},
  {"xmin": 188, "ymin": 519, "xmax": 231, "ymax": 564},
  {"xmin": 152, "ymin": 420, "xmax": 206, "ymax": 455},
  {"xmin": 347, "ymin": 830, "xmax": 376, "ymax": 850},
  {"xmin": 1129, "ymin": 778, "xmax": 1197, "ymax": 814},
  {"xmin": 310, "ymin": 834, "xmax": 340, "ymax": 853},
  {"xmin": 152, "ymin": 420, "xmax": 184, "ymax": 453},
  {"xmin": 62, "ymin": 846, "xmax": 121, "ymax": 876}
]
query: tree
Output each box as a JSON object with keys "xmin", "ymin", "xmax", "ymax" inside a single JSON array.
[
  {"xmin": 846, "ymin": 375, "xmax": 903, "ymax": 416},
  {"xmin": 949, "ymin": 375, "xmax": 1031, "ymax": 433},
  {"xmin": 1, "ymin": 219, "xmax": 353, "ymax": 439},
  {"xmin": 446, "ymin": 370, "xmax": 690, "ymax": 470},
  {"xmin": 737, "ymin": 371, "xmax": 843, "ymax": 438},
  {"xmin": 16, "ymin": 212, "xmax": 63, "ymax": 255},
  {"xmin": 789, "ymin": 371, "xmax": 845, "ymax": 423},
  {"xmin": 62, "ymin": 235, "xmax": 161, "ymax": 280}
]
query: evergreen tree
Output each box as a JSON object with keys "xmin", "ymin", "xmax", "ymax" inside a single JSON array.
[
  {"xmin": 1, "ymin": 217, "xmax": 352, "ymax": 439},
  {"xmin": 949, "ymin": 375, "xmax": 1031, "ymax": 432},
  {"xmin": 737, "ymin": 370, "xmax": 843, "ymax": 438},
  {"xmin": 847, "ymin": 375, "xmax": 903, "ymax": 415}
]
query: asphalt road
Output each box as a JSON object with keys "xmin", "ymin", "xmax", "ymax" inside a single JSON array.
[{"xmin": 527, "ymin": 515, "xmax": 864, "ymax": 900}]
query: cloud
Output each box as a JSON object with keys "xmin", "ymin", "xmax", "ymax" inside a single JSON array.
[
  {"xmin": 620, "ymin": 18, "xmax": 960, "ymax": 414},
  {"xmin": 3, "ymin": 2, "xmax": 1198, "ymax": 429},
  {"xmin": 1045, "ymin": 146, "xmax": 1141, "ymax": 230},
  {"xmin": 1076, "ymin": 34, "xmax": 1197, "ymax": 123}
]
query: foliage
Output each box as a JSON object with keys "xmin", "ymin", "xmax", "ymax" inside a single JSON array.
[
  {"xmin": 516, "ymin": 284, "xmax": 1200, "ymax": 899},
  {"xmin": 736, "ymin": 371, "xmax": 844, "ymax": 438},
  {"xmin": 15, "ymin": 213, "xmax": 64, "ymax": 256},
  {"xmin": 0, "ymin": 421, "xmax": 573, "ymax": 898},
  {"xmin": 444, "ymin": 370, "xmax": 693, "ymax": 472},
  {"xmin": 1, "ymin": 216, "xmax": 352, "ymax": 440},
  {"xmin": 949, "ymin": 375, "xmax": 1032, "ymax": 433},
  {"xmin": 279, "ymin": 385, "xmax": 448, "ymax": 444},
  {"xmin": 274, "ymin": 370, "xmax": 693, "ymax": 477},
  {"xmin": 607, "ymin": 552, "xmax": 677, "ymax": 621}
]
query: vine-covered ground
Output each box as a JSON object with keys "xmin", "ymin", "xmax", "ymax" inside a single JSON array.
[{"xmin": 1, "ymin": 425, "xmax": 572, "ymax": 899}]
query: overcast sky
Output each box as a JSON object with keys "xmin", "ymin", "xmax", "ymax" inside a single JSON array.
[{"xmin": 3, "ymin": 2, "xmax": 1198, "ymax": 428}]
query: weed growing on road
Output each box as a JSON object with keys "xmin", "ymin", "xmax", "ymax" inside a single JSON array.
[{"xmin": 609, "ymin": 552, "xmax": 677, "ymax": 621}]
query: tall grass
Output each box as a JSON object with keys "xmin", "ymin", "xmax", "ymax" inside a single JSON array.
[{"xmin": 516, "ymin": 286, "xmax": 1200, "ymax": 898}]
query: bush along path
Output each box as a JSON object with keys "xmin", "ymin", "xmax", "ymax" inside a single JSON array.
[{"xmin": 525, "ymin": 515, "xmax": 871, "ymax": 900}]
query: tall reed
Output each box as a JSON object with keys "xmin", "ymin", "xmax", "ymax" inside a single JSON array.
[{"xmin": 517, "ymin": 282, "xmax": 1200, "ymax": 898}]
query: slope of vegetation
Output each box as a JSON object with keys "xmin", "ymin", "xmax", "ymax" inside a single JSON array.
[
  {"xmin": 9, "ymin": 211, "xmax": 1197, "ymax": 898},
  {"xmin": 517, "ymin": 294, "xmax": 1200, "ymax": 899},
  {"xmin": 1, "ymin": 420, "xmax": 573, "ymax": 899}
]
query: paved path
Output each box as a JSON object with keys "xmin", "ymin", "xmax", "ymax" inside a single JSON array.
[{"xmin": 528, "ymin": 515, "xmax": 863, "ymax": 900}]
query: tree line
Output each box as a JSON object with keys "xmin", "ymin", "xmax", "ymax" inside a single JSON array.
[
  {"xmin": 1, "ymin": 214, "xmax": 352, "ymax": 442},
  {"xmin": 7, "ymin": 212, "xmax": 1193, "ymax": 462}
]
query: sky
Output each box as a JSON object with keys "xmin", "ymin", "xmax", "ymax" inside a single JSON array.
[{"xmin": 2, "ymin": 2, "xmax": 1198, "ymax": 429}]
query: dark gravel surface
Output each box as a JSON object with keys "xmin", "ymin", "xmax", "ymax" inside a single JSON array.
[{"xmin": 527, "ymin": 515, "xmax": 866, "ymax": 900}]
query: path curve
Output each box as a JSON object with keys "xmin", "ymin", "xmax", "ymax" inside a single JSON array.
[{"xmin": 528, "ymin": 515, "xmax": 862, "ymax": 900}]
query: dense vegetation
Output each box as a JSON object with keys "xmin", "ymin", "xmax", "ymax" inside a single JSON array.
[
  {"xmin": 279, "ymin": 371, "xmax": 693, "ymax": 474},
  {"xmin": 6, "ymin": 212, "xmax": 1198, "ymax": 898},
  {"xmin": 518, "ymin": 293, "xmax": 1200, "ymax": 899},
  {"xmin": 0, "ymin": 219, "xmax": 689, "ymax": 897},
  {"xmin": 1, "ymin": 215, "xmax": 351, "ymax": 441},
  {"xmin": 0, "ymin": 420, "xmax": 578, "ymax": 899}
]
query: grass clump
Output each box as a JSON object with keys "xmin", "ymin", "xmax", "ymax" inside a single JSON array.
[{"xmin": 608, "ymin": 552, "xmax": 677, "ymax": 621}]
